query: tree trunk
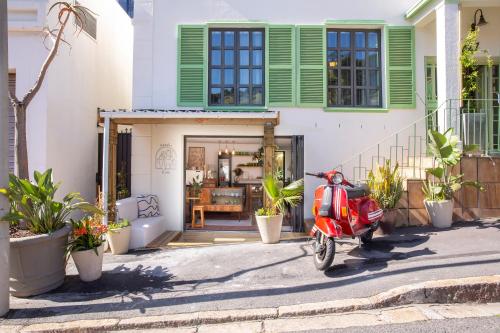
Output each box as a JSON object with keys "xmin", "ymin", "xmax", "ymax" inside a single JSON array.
[{"xmin": 15, "ymin": 104, "xmax": 29, "ymax": 180}]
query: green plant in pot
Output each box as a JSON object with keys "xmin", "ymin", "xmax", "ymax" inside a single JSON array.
[
  {"xmin": 0, "ymin": 169, "xmax": 101, "ymax": 296},
  {"xmin": 423, "ymin": 129, "xmax": 484, "ymax": 228},
  {"xmin": 107, "ymin": 219, "xmax": 131, "ymax": 255},
  {"xmin": 255, "ymin": 176, "xmax": 304, "ymax": 244},
  {"xmin": 367, "ymin": 160, "xmax": 404, "ymax": 234}
]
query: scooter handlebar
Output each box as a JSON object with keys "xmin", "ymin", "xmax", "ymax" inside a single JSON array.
[{"xmin": 305, "ymin": 172, "xmax": 325, "ymax": 178}]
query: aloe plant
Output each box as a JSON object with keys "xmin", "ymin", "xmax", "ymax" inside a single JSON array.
[
  {"xmin": 256, "ymin": 176, "xmax": 304, "ymax": 216},
  {"xmin": 423, "ymin": 129, "xmax": 484, "ymax": 201},
  {"xmin": 367, "ymin": 160, "xmax": 404, "ymax": 210},
  {"xmin": 0, "ymin": 169, "xmax": 102, "ymax": 234}
]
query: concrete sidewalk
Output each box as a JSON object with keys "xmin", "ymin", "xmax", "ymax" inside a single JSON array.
[{"xmin": 1, "ymin": 221, "xmax": 500, "ymax": 327}]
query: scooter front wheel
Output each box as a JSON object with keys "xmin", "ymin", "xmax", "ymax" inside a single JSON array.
[{"xmin": 313, "ymin": 232, "xmax": 335, "ymax": 271}]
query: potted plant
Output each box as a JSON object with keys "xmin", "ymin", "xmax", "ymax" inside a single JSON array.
[
  {"xmin": 255, "ymin": 176, "xmax": 304, "ymax": 244},
  {"xmin": 423, "ymin": 129, "xmax": 484, "ymax": 228},
  {"xmin": 107, "ymin": 219, "xmax": 131, "ymax": 255},
  {"xmin": 0, "ymin": 169, "xmax": 100, "ymax": 296},
  {"xmin": 367, "ymin": 160, "xmax": 404, "ymax": 234},
  {"xmin": 68, "ymin": 215, "xmax": 107, "ymax": 282}
]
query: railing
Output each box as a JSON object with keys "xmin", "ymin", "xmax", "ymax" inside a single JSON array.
[{"xmin": 335, "ymin": 99, "xmax": 499, "ymax": 184}]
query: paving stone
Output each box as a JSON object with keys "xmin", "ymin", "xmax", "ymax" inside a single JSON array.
[
  {"xmin": 20, "ymin": 319, "xmax": 119, "ymax": 332},
  {"xmin": 278, "ymin": 298, "xmax": 371, "ymax": 317},
  {"xmin": 430, "ymin": 303, "xmax": 500, "ymax": 319},
  {"xmin": 378, "ymin": 306, "xmax": 429, "ymax": 324},
  {"xmin": 197, "ymin": 308, "xmax": 277, "ymax": 324},
  {"xmin": 0, "ymin": 325, "xmax": 23, "ymax": 333},
  {"xmin": 113, "ymin": 328, "xmax": 196, "ymax": 333},
  {"xmin": 119, "ymin": 313, "xmax": 198, "ymax": 329},
  {"xmin": 197, "ymin": 321, "xmax": 262, "ymax": 333}
]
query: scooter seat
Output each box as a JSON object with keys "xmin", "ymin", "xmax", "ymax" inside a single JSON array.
[{"xmin": 343, "ymin": 184, "xmax": 370, "ymax": 199}]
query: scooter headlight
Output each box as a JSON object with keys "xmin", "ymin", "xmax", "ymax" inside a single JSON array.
[{"xmin": 332, "ymin": 172, "xmax": 344, "ymax": 185}]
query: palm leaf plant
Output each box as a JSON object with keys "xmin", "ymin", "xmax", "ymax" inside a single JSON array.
[
  {"xmin": 367, "ymin": 160, "xmax": 404, "ymax": 210},
  {"xmin": 256, "ymin": 176, "xmax": 304, "ymax": 216}
]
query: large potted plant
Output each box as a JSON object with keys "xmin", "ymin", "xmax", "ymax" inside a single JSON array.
[
  {"xmin": 0, "ymin": 169, "xmax": 100, "ymax": 296},
  {"xmin": 107, "ymin": 219, "xmax": 131, "ymax": 255},
  {"xmin": 255, "ymin": 176, "xmax": 304, "ymax": 244},
  {"xmin": 423, "ymin": 129, "xmax": 483, "ymax": 228},
  {"xmin": 367, "ymin": 160, "xmax": 404, "ymax": 234},
  {"xmin": 68, "ymin": 215, "xmax": 107, "ymax": 282}
]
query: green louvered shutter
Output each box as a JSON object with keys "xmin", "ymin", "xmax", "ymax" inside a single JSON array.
[
  {"xmin": 177, "ymin": 25, "xmax": 206, "ymax": 106},
  {"xmin": 267, "ymin": 25, "xmax": 295, "ymax": 106},
  {"xmin": 297, "ymin": 26, "xmax": 325, "ymax": 107},
  {"xmin": 387, "ymin": 27, "xmax": 415, "ymax": 109}
]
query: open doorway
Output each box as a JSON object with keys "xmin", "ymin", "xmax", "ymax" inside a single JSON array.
[{"xmin": 183, "ymin": 136, "xmax": 302, "ymax": 231}]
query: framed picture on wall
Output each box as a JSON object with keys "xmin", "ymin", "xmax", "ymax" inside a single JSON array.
[{"xmin": 187, "ymin": 147, "xmax": 205, "ymax": 170}]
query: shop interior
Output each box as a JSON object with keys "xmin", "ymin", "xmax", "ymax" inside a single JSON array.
[{"xmin": 184, "ymin": 136, "xmax": 294, "ymax": 231}]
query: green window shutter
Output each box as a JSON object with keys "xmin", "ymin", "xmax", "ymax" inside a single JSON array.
[
  {"xmin": 387, "ymin": 26, "xmax": 415, "ymax": 109},
  {"xmin": 177, "ymin": 25, "xmax": 206, "ymax": 107},
  {"xmin": 267, "ymin": 25, "xmax": 295, "ymax": 106},
  {"xmin": 297, "ymin": 26, "xmax": 325, "ymax": 107}
]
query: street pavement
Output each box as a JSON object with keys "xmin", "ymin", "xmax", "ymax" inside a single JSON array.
[{"xmin": 2, "ymin": 220, "xmax": 500, "ymax": 326}]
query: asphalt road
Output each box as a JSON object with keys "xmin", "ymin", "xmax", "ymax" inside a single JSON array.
[{"xmin": 3, "ymin": 220, "xmax": 500, "ymax": 325}]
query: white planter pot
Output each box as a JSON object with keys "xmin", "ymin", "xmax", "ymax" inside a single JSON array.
[
  {"xmin": 424, "ymin": 200, "xmax": 454, "ymax": 228},
  {"xmin": 107, "ymin": 226, "xmax": 131, "ymax": 255},
  {"xmin": 255, "ymin": 214, "xmax": 283, "ymax": 244},
  {"xmin": 71, "ymin": 244, "xmax": 104, "ymax": 282},
  {"xmin": 0, "ymin": 221, "xmax": 9, "ymax": 316}
]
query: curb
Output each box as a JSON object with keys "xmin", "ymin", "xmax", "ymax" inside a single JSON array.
[{"xmin": 7, "ymin": 275, "xmax": 500, "ymax": 333}]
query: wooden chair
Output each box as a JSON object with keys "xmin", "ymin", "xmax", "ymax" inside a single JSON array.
[{"xmin": 192, "ymin": 205, "xmax": 205, "ymax": 229}]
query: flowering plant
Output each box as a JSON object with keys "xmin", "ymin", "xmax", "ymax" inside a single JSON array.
[{"xmin": 67, "ymin": 216, "xmax": 108, "ymax": 255}]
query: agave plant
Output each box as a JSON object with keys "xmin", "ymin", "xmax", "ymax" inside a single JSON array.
[
  {"xmin": 257, "ymin": 176, "xmax": 304, "ymax": 216},
  {"xmin": 0, "ymin": 169, "xmax": 102, "ymax": 234},
  {"xmin": 367, "ymin": 160, "xmax": 404, "ymax": 210},
  {"xmin": 423, "ymin": 129, "xmax": 484, "ymax": 201}
]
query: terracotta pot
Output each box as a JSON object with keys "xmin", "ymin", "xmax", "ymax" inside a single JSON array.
[
  {"xmin": 107, "ymin": 226, "xmax": 131, "ymax": 255},
  {"xmin": 424, "ymin": 200, "xmax": 454, "ymax": 228},
  {"xmin": 71, "ymin": 244, "xmax": 104, "ymax": 282},
  {"xmin": 255, "ymin": 214, "xmax": 283, "ymax": 244},
  {"xmin": 9, "ymin": 225, "xmax": 71, "ymax": 297},
  {"xmin": 379, "ymin": 209, "xmax": 398, "ymax": 234}
]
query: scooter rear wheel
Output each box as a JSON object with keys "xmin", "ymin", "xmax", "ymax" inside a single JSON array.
[{"xmin": 313, "ymin": 232, "xmax": 335, "ymax": 271}]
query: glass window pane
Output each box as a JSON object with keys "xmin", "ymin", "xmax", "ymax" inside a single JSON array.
[
  {"xmin": 355, "ymin": 32, "xmax": 365, "ymax": 48},
  {"xmin": 224, "ymin": 50, "xmax": 234, "ymax": 66},
  {"xmin": 210, "ymin": 88, "xmax": 221, "ymax": 104},
  {"xmin": 224, "ymin": 69, "xmax": 234, "ymax": 85},
  {"xmin": 252, "ymin": 50, "xmax": 262, "ymax": 66},
  {"xmin": 367, "ymin": 32, "xmax": 379, "ymax": 48},
  {"xmin": 211, "ymin": 31, "xmax": 221, "ymax": 48},
  {"xmin": 356, "ymin": 70, "xmax": 366, "ymax": 86},
  {"xmin": 341, "ymin": 88, "xmax": 352, "ymax": 105},
  {"xmin": 327, "ymin": 31, "xmax": 337, "ymax": 48},
  {"xmin": 355, "ymin": 51, "xmax": 365, "ymax": 67},
  {"xmin": 252, "ymin": 31, "xmax": 262, "ymax": 48},
  {"xmin": 340, "ymin": 32, "xmax": 350, "ymax": 48},
  {"xmin": 252, "ymin": 69, "xmax": 262, "ymax": 85},
  {"xmin": 356, "ymin": 89, "xmax": 366, "ymax": 106},
  {"xmin": 328, "ymin": 50, "xmax": 338, "ymax": 67},
  {"xmin": 340, "ymin": 69, "xmax": 351, "ymax": 86},
  {"xmin": 224, "ymin": 87, "xmax": 235, "ymax": 104},
  {"xmin": 240, "ymin": 50, "xmax": 249, "ymax": 66},
  {"xmin": 368, "ymin": 89, "xmax": 380, "ymax": 106},
  {"xmin": 368, "ymin": 70, "xmax": 379, "ymax": 87},
  {"xmin": 240, "ymin": 31, "xmax": 249, "ymax": 47},
  {"xmin": 211, "ymin": 69, "xmax": 221, "ymax": 84},
  {"xmin": 367, "ymin": 51, "xmax": 379, "ymax": 67},
  {"xmin": 340, "ymin": 51, "xmax": 351, "ymax": 67},
  {"xmin": 239, "ymin": 87, "xmax": 250, "ymax": 104},
  {"xmin": 328, "ymin": 88, "xmax": 338, "ymax": 105},
  {"xmin": 224, "ymin": 31, "xmax": 234, "ymax": 48},
  {"xmin": 240, "ymin": 69, "xmax": 249, "ymax": 85},
  {"xmin": 211, "ymin": 50, "xmax": 221, "ymax": 66},
  {"xmin": 328, "ymin": 69, "xmax": 338, "ymax": 86},
  {"xmin": 252, "ymin": 87, "xmax": 263, "ymax": 104}
]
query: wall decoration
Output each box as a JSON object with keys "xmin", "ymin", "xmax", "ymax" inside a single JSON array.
[
  {"xmin": 155, "ymin": 144, "xmax": 176, "ymax": 174},
  {"xmin": 187, "ymin": 147, "xmax": 205, "ymax": 170},
  {"xmin": 275, "ymin": 151, "xmax": 285, "ymax": 182}
]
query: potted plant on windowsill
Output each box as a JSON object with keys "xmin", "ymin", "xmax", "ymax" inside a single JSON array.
[
  {"xmin": 68, "ymin": 215, "xmax": 107, "ymax": 282},
  {"xmin": 423, "ymin": 129, "xmax": 484, "ymax": 228},
  {"xmin": 0, "ymin": 169, "xmax": 101, "ymax": 297},
  {"xmin": 255, "ymin": 176, "xmax": 304, "ymax": 244},
  {"xmin": 367, "ymin": 160, "xmax": 404, "ymax": 234},
  {"xmin": 107, "ymin": 219, "xmax": 131, "ymax": 255}
]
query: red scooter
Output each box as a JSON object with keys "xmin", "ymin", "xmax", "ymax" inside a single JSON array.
[{"xmin": 306, "ymin": 170, "xmax": 383, "ymax": 270}]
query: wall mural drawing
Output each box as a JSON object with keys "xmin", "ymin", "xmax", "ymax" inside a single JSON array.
[{"xmin": 155, "ymin": 144, "xmax": 176, "ymax": 174}]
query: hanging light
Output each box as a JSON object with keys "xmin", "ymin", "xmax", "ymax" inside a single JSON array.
[
  {"xmin": 231, "ymin": 141, "xmax": 236, "ymax": 155},
  {"xmin": 224, "ymin": 141, "xmax": 229, "ymax": 154},
  {"xmin": 471, "ymin": 8, "xmax": 487, "ymax": 31},
  {"xmin": 218, "ymin": 141, "xmax": 222, "ymax": 156}
]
